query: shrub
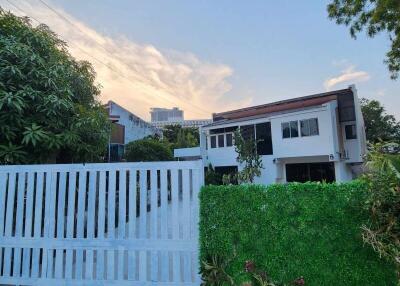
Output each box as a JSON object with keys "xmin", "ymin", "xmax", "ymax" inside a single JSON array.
[
  {"xmin": 362, "ymin": 143, "xmax": 400, "ymax": 281},
  {"xmin": 200, "ymin": 182, "xmax": 397, "ymax": 285},
  {"xmin": 124, "ymin": 138, "xmax": 173, "ymax": 162}
]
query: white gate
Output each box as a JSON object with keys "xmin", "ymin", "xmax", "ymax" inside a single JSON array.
[{"xmin": 0, "ymin": 161, "xmax": 203, "ymax": 285}]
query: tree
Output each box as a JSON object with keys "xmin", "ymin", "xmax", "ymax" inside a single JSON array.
[
  {"xmin": 233, "ymin": 130, "xmax": 263, "ymax": 184},
  {"xmin": 362, "ymin": 142, "xmax": 400, "ymax": 282},
  {"xmin": 162, "ymin": 124, "xmax": 199, "ymax": 148},
  {"xmin": 124, "ymin": 139, "xmax": 173, "ymax": 162},
  {"xmin": 360, "ymin": 98, "xmax": 400, "ymax": 143},
  {"xmin": 0, "ymin": 10, "xmax": 110, "ymax": 164},
  {"xmin": 327, "ymin": 0, "xmax": 400, "ymax": 79}
]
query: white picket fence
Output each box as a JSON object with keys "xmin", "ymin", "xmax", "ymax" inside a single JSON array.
[{"xmin": 0, "ymin": 161, "xmax": 203, "ymax": 285}]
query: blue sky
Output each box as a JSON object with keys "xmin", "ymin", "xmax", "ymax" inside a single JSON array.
[{"xmin": 3, "ymin": 0, "xmax": 399, "ymax": 120}]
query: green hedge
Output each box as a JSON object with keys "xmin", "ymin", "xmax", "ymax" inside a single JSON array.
[{"xmin": 200, "ymin": 181, "xmax": 396, "ymax": 285}]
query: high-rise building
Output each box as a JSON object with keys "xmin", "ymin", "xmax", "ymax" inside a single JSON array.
[{"xmin": 150, "ymin": 107, "xmax": 184, "ymax": 122}]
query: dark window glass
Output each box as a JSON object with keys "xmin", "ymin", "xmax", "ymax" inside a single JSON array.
[
  {"xmin": 210, "ymin": 126, "xmax": 238, "ymax": 134},
  {"xmin": 210, "ymin": 136, "xmax": 216, "ymax": 148},
  {"xmin": 345, "ymin": 124, "xmax": 357, "ymax": 139},
  {"xmin": 256, "ymin": 122, "xmax": 273, "ymax": 155},
  {"xmin": 240, "ymin": 125, "xmax": 255, "ymax": 141},
  {"xmin": 290, "ymin": 121, "xmax": 299, "ymax": 137},
  {"xmin": 300, "ymin": 119, "xmax": 309, "ymax": 136},
  {"xmin": 226, "ymin": 133, "xmax": 233, "ymax": 147},
  {"xmin": 210, "ymin": 128, "xmax": 225, "ymax": 134},
  {"xmin": 282, "ymin": 122, "xmax": 290, "ymax": 138},
  {"xmin": 286, "ymin": 163, "xmax": 335, "ymax": 183},
  {"xmin": 300, "ymin": 118, "xmax": 319, "ymax": 137},
  {"xmin": 218, "ymin": 134, "xmax": 224, "ymax": 147},
  {"xmin": 224, "ymin": 126, "xmax": 238, "ymax": 133},
  {"xmin": 309, "ymin": 118, "xmax": 319, "ymax": 135}
]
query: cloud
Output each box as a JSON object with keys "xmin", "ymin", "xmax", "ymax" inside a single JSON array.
[
  {"xmin": 3, "ymin": 0, "xmax": 252, "ymax": 120},
  {"xmin": 324, "ymin": 64, "xmax": 370, "ymax": 91},
  {"xmin": 377, "ymin": 89, "xmax": 385, "ymax": 97}
]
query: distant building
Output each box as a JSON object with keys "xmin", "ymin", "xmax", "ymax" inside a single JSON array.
[
  {"xmin": 106, "ymin": 101, "xmax": 161, "ymax": 161},
  {"xmin": 151, "ymin": 119, "xmax": 212, "ymax": 129},
  {"xmin": 150, "ymin": 107, "xmax": 211, "ymax": 129},
  {"xmin": 150, "ymin": 107, "xmax": 184, "ymax": 122}
]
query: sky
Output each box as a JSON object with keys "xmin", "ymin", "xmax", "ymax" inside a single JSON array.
[{"xmin": 1, "ymin": 0, "xmax": 399, "ymax": 120}]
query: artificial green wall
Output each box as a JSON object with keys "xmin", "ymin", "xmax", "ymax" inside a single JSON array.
[{"xmin": 200, "ymin": 182, "xmax": 396, "ymax": 285}]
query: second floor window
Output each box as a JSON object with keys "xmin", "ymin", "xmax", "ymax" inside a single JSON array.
[
  {"xmin": 211, "ymin": 136, "xmax": 217, "ymax": 148},
  {"xmin": 218, "ymin": 134, "xmax": 225, "ymax": 147},
  {"xmin": 300, "ymin": 118, "xmax": 319, "ymax": 137},
  {"xmin": 282, "ymin": 121, "xmax": 299, "ymax": 138},
  {"xmin": 226, "ymin": 133, "xmax": 233, "ymax": 147},
  {"xmin": 345, "ymin": 124, "xmax": 357, "ymax": 139}
]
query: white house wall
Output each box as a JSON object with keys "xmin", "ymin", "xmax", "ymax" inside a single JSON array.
[
  {"xmin": 109, "ymin": 102, "xmax": 159, "ymax": 144},
  {"xmin": 202, "ymin": 100, "xmax": 359, "ymax": 183},
  {"xmin": 269, "ymin": 103, "xmax": 338, "ymax": 160}
]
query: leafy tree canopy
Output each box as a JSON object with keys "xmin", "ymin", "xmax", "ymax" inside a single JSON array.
[
  {"xmin": 233, "ymin": 130, "xmax": 263, "ymax": 184},
  {"xmin": 124, "ymin": 138, "xmax": 173, "ymax": 162},
  {"xmin": 360, "ymin": 98, "xmax": 400, "ymax": 143},
  {"xmin": 327, "ymin": 0, "xmax": 400, "ymax": 79},
  {"xmin": 162, "ymin": 124, "xmax": 199, "ymax": 148},
  {"xmin": 0, "ymin": 10, "xmax": 110, "ymax": 164}
]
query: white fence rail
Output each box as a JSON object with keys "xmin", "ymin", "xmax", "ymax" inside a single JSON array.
[{"xmin": 0, "ymin": 161, "xmax": 203, "ymax": 285}]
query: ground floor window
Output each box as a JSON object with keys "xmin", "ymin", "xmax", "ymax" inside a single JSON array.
[{"xmin": 285, "ymin": 162, "xmax": 335, "ymax": 183}]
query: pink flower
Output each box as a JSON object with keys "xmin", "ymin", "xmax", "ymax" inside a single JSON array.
[{"xmin": 244, "ymin": 260, "xmax": 255, "ymax": 273}]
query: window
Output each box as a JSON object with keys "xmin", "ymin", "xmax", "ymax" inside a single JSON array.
[
  {"xmin": 286, "ymin": 163, "xmax": 335, "ymax": 183},
  {"xmin": 345, "ymin": 124, "xmax": 357, "ymax": 139},
  {"xmin": 210, "ymin": 136, "xmax": 216, "ymax": 148},
  {"xmin": 256, "ymin": 122, "xmax": 273, "ymax": 155},
  {"xmin": 290, "ymin": 121, "xmax": 299, "ymax": 137},
  {"xmin": 300, "ymin": 118, "xmax": 319, "ymax": 137},
  {"xmin": 240, "ymin": 125, "xmax": 255, "ymax": 141},
  {"xmin": 226, "ymin": 133, "xmax": 233, "ymax": 147},
  {"xmin": 218, "ymin": 134, "xmax": 225, "ymax": 147},
  {"xmin": 282, "ymin": 121, "xmax": 299, "ymax": 138},
  {"xmin": 282, "ymin": 122, "xmax": 290, "ymax": 138}
]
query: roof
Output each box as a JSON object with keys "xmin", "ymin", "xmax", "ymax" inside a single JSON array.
[{"xmin": 211, "ymin": 87, "xmax": 353, "ymax": 123}]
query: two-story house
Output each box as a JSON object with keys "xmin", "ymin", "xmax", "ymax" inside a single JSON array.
[
  {"xmin": 175, "ymin": 85, "xmax": 366, "ymax": 183},
  {"xmin": 105, "ymin": 101, "xmax": 161, "ymax": 161}
]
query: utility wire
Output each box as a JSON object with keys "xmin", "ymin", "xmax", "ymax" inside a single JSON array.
[{"xmin": 35, "ymin": 0, "xmax": 211, "ymax": 116}]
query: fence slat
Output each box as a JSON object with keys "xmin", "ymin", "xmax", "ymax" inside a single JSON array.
[
  {"xmin": 182, "ymin": 169, "xmax": 191, "ymax": 282},
  {"xmin": 54, "ymin": 172, "xmax": 67, "ymax": 279},
  {"xmin": 85, "ymin": 171, "xmax": 97, "ymax": 280},
  {"xmin": 139, "ymin": 170, "xmax": 147, "ymax": 282},
  {"xmin": 96, "ymin": 171, "xmax": 106, "ymax": 280},
  {"xmin": 31, "ymin": 172, "xmax": 44, "ymax": 278},
  {"xmin": 65, "ymin": 171, "xmax": 77, "ymax": 279},
  {"xmin": 117, "ymin": 169, "xmax": 127, "ymax": 280},
  {"xmin": 0, "ymin": 172, "xmax": 8, "ymax": 276},
  {"xmin": 75, "ymin": 171, "xmax": 87, "ymax": 279},
  {"xmin": 160, "ymin": 169, "xmax": 169, "ymax": 282},
  {"xmin": 127, "ymin": 169, "xmax": 137, "ymax": 281},
  {"xmin": 150, "ymin": 169, "xmax": 158, "ymax": 281},
  {"xmin": 107, "ymin": 170, "xmax": 116, "ymax": 280},
  {"xmin": 41, "ymin": 171, "xmax": 55, "ymax": 278},
  {"xmin": 13, "ymin": 172, "xmax": 26, "ymax": 278},
  {"xmin": 22, "ymin": 172, "xmax": 35, "ymax": 277},
  {"xmin": 171, "ymin": 169, "xmax": 181, "ymax": 283},
  {"xmin": 192, "ymin": 168, "xmax": 202, "ymax": 284}
]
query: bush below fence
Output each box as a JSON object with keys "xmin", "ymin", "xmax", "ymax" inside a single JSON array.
[{"xmin": 199, "ymin": 181, "xmax": 397, "ymax": 285}]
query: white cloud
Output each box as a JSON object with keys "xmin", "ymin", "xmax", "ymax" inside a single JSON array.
[
  {"xmin": 324, "ymin": 64, "xmax": 370, "ymax": 91},
  {"xmin": 3, "ymin": 0, "xmax": 252, "ymax": 120},
  {"xmin": 377, "ymin": 89, "xmax": 385, "ymax": 96}
]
